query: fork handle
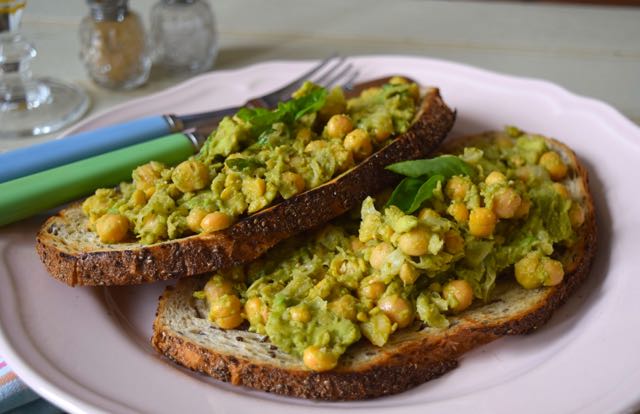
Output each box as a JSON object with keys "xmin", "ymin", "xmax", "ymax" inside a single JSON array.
[
  {"xmin": 0, "ymin": 115, "xmax": 175, "ymax": 183},
  {"xmin": 0, "ymin": 133, "xmax": 195, "ymax": 227}
]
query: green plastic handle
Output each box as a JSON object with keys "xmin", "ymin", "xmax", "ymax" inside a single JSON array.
[{"xmin": 0, "ymin": 133, "xmax": 195, "ymax": 227}]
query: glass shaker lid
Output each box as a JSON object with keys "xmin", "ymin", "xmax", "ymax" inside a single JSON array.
[{"xmin": 86, "ymin": 0, "xmax": 130, "ymax": 21}]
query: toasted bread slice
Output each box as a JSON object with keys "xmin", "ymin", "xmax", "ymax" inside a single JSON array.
[
  {"xmin": 36, "ymin": 86, "xmax": 455, "ymax": 286},
  {"xmin": 151, "ymin": 131, "xmax": 596, "ymax": 400}
]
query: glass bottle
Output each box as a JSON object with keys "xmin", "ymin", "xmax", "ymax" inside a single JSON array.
[
  {"xmin": 0, "ymin": 0, "xmax": 89, "ymax": 138},
  {"xmin": 78, "ymin": 0, "xmax": 151, "ymax": 90},
  {"xmin": 150, "ymin": 0, "xmax": 218, "ymax": 74}
]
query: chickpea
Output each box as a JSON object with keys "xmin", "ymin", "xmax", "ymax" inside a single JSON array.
[
  {"xmin": 418, "ymin": 207, "xmax": 440, "ymax": 221},
  {"xmin": 372, "ymin": 114, "xmax": 393, "ymax": 142},
  {"xmin": 296, "ymin": 127, "xmax": 313, "ymax": 144},
  {"xmin": 201, "ymin": 212, "xmax": 233, "ymax": 233},
  {"xmin": 468, "ymin": 207, "xmax": 497, "ymax": 238},
  {"xmin": 539, "ymin": 151, "xmax": 568, "ymax": 181},
  {"xmin": 515, "ymin": 252, "xmax": 565, "ymax": 289},
  {"xmin": 133, "ymin": 161, "xmax": 163, "ymax": 193},
  {"xmin": 304, "ymin": 140, "xmax": 328, "ymax": 153},
  {"xmin": 445, "ymin": 176, "xmax": 470, "ymax": 201},
  {"xmin": 443, "ymin": 279, "xmax": 474, "ymax": 312},
  {"xmin": 514, "ymin": 252, "xmax": 543, "ymax": 289},
  {"xmin": 244, "ymin": 297, "xmax": 266, "ymax": 325},
  {"xmin": 204, "ymin": 277, "xmax": 234, "ymax": 302},
  {"xmin": 281, "ymin": 171, "xmax": 305, "ymax": 196},
  {"xmin": 359, "ymin": 281, "xmax": 386, "ymax": 301},
  {"xmin": 143, "ymin": 185, "xmax": 156, "ymax": 198},
  {"xmin": 289, "ymin": 305, "xmax": 311, "ymax": 323},
  {"xmin": 378, "ymin": 295, "xmax": 414, "ymax": 328},
  {"xmin": 343, "ymin": 129, "xmax": 373, "ymax": 161},
  {"xmin": 350, "ymin": 237, "xmax": 365, "ymax": 252},
  {"xmin": 513, "ymin": 197, "xmax": 531, "ymax": 219},
  {"xmin": 325, "ymin": 114, "xmax": 354, "ymax": 139},
  {"xmin": 186, "ymin": 207, "xmax": 208, "ymax": 232},
  {"xmin": 552, "ymin": 183, "xmax": 570, "ymax": 199},
  {"xmin": 569, "ymin": 202, "xmax": 585, "ymax": 228},
  {"xmin": 492, "ymin": 187, "xmax": 522, "ymax": 219},
  {"xmin": 485, "ymin": 171, "xmax": 507, "ymax": 186},
  {"xmin": 447, "ymin": 202, "xmax": 469, "ymax": 223},
  {"xmin": 303, "ymin": 346, "xmax": 338, "ymax": 372},
  {"xmin": 369, "ymin": 242, "xmax": 393, "ymax": 269},
  {"xmin": 172, "ymin": 159, "xmax": 210, "ymax": 193},
  {"xmin": 443, "ymin": 230, "xmax": 465, "ymax": 254},
  {"xmin": 243, "ymin": 177, "xmax": 266, "ymax": 198},
  {"xmin": 543, "ymin": 258, "xmax": 565, "ymax": 286},
  {"xmin": 328, "ymin": 295, "xmax": 357, "ymax": 321},
  {"xmin": 95, "ymin": 213, "xmax": 129, "ymax": 243},
  {"xmin": 130, "ymin": 189, "xmax": 147, "ymax": 207},
  {"xmin": 398, "ymin": 227, "xmax": 430, "ymax": 256},
  {"xmin": 210, "ymin": 294, "xmax": 244, "ymax": 329},
  {"xmin": 220, "ymin": 187, "xmax": 234, "ymax": 201},
  {"xmin": 399, "ymin": 262, "xmax": 419, "ymax": 285}
]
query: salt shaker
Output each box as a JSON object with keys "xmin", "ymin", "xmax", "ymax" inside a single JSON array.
[
  {"xmin": 78, "ymin": 0, "xmax": 151, "ymax": 90},
  {"xmin": 150, "ymin": 0, "xmax": 218, "ymax": 74}
]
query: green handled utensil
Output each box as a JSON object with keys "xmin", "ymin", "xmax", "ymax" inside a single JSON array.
[{"xmin": 0, "ymin": 132, "xmax": 200, "ymax": 227}]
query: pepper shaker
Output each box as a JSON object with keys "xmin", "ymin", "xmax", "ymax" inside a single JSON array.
[
  {"xmin": 150, "ymin": 0, "xmax": 218, "ymax": 74},
  {"xmin": 78, "ymin": 0, "xmax": 152, "ymax": 90}
]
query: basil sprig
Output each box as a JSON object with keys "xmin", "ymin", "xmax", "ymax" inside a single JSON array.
[
  {"xmin": 385, "ymin": 155, "xmax": 474, "ymax": 213},
  {"xmin": 236, "ymin": 87, "xmax": 327, "ymax": 137}
]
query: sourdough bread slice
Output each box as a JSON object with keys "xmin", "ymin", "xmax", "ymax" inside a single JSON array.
[
  {"xmin": 36, "ymin": 86, "xmax": 455, "ymax": 286},
  {"xmin": 151, "ymin": 131, "xmax": 597, "ymax": 400}
]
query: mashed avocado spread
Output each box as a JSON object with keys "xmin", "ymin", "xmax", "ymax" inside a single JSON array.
[
  {"xmin": 196, "ymin": 127, "xmax": 586, "ymax": 372},
  {"xmin": 82, "ymin": 77, "xmax": 420, "ymax": 244}
]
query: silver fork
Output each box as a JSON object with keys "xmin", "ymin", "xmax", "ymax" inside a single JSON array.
[{"xmin": 178, "ymin": 55, "xmax": 359, "ymax": 131}]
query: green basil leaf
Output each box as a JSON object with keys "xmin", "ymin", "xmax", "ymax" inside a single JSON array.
[
  {"xmin": 407, "ymin": 174, "xmax": 444, "ymax": 213},
  {"xmin": 236, "ymin": 88, "xmax": 327, "ymax": 138},
  {"xmin": 385, "ymin": 176, "xmax": 425, "ymax": 212},
  {"xmin": 225, "ymin": 158, "xmax": 265, "ymax": 172},
  {"xmin": 386, "ymin": 155, "xmax": 475, "ymax": 179},
  {"xmin": 292, "ymin": 88, "xmax": 328, "ymax": 120}
]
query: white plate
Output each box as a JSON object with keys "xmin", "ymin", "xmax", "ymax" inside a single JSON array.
[{"xmin": 1, "ymin": 56, "xmax": 640, "ymax": 414}]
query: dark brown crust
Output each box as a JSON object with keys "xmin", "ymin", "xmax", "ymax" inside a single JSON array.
[
  {"xmin": 151, "ymin": 132, "xmax": 597, "ymax": 400},
  {"xmin": 36, "ymin": 85, "xmax": 455, "ymax": 286},
  {"xmin": 152, "ymin": 317, "xmax": 460, "ymax": 400}
]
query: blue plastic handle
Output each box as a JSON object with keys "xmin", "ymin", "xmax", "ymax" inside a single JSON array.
[{"xmin": 0, "ymin": 115, "xmax": 172, "ymax": 183}]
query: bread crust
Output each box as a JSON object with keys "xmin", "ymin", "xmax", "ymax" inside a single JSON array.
[
  {"xmin": 36, "ymin": 85, "xmax": 456, "ymax": 286},
  {"xmin": 151, "ymin": 131, "xmax": 597, "ymax": 400}
]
